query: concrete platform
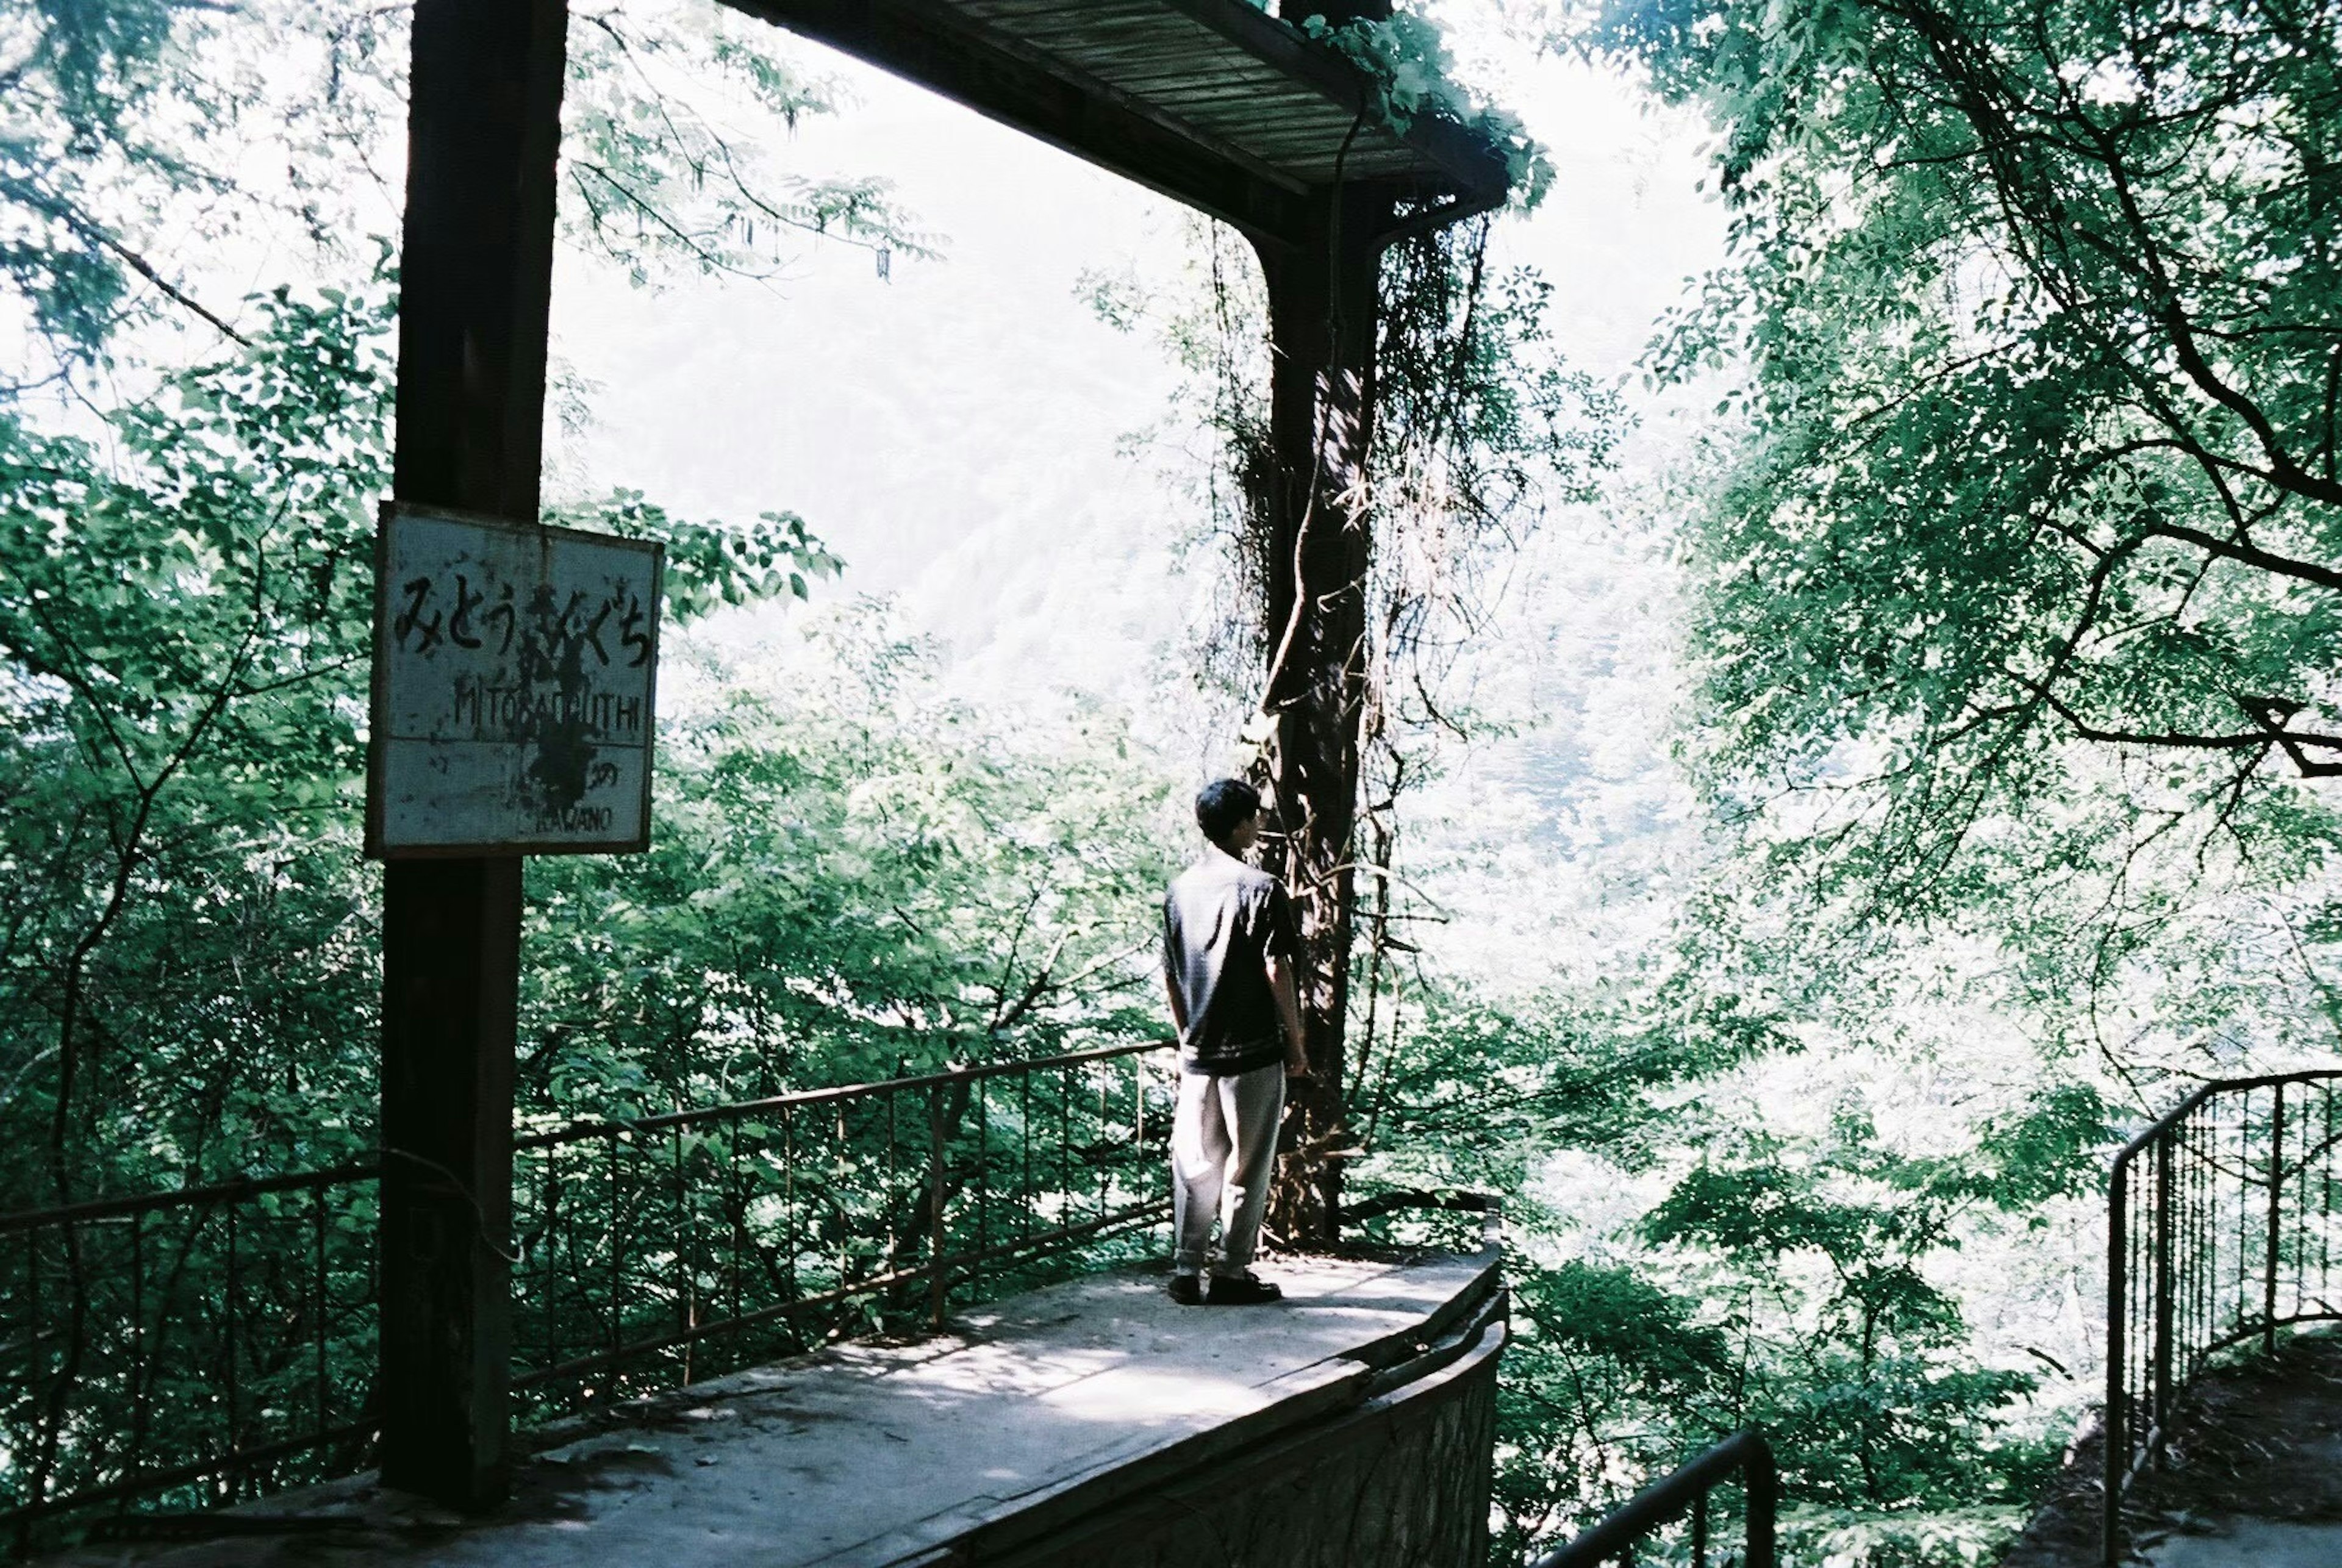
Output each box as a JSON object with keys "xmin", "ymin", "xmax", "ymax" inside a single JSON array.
[
  {"xmin": 57, "ymin": 1250, "xmax": 1505, "ymax": 1568},
  {"xmin": 2143, "ymin": 1517, "xmax": 2342, "ymax": 1567}
]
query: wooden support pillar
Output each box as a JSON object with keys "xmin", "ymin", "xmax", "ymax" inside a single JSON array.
[
  {"xmin": 379, "ymin": 0, "xmax": 568, "ymax": 1510},
  {"xmin": 1253, "ymin": 187, "xmax": 1389, "ymax": 1248}
]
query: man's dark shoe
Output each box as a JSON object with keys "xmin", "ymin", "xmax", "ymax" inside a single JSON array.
[
  {"xmin": 1205, "ymin": 1270, "xmax": 1283, "ymax": 1306},
  {"xmin": 1167, "ymin": 1273, "xmax": 1204, "ymax": 1306}
]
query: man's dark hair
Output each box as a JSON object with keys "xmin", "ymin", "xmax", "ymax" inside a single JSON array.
[{"xmin": 1195, "ymin": 778, "xmax": 1261, "ymax": 849}]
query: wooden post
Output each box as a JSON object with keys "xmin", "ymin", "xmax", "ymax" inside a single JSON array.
[
  {"xmin": 1252, "ymin": 186, "xmax": 1389, "ymax": 1248},
  {"xmin": 2103, "ymin": 1160, "xmax": 2129, "ymax": 1567},
  {"xmin": 379, "ymin": 0, "xmax": 568, "ymax": 1510}
]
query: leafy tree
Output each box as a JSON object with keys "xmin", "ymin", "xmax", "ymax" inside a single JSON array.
[
  {"xmin": 1473, "ymin": 1065, "xmax": 2107, "ymax": 1564},
  {"xmin": 1580, "ymin": 0, "xmax": 2342, "ymax": 920},
  {"xmin": 520, "ymin": 622, "xmax": 1177, "ymax": 1123},
  {"xmin": 1, "ymin": 0, "xmax": 255, "ymax": 383},
  {"xmin": 0, "ymin": 285, "xmax": 836, "ymax": 1209},
  {"xmin": 1632, "ymin": 1084, "xmax": 2104, "ymax": 1550},
  {"xmin": 1492, "ymin": 1260, "xmax": 1739, "ymax": 1561},
  {"xmin": 0, "ymin": 0, "xmax": 930, "ymax": 393}
]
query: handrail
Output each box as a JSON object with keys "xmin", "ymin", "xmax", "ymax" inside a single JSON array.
[
  {"xmin": 1342, "ymin": 1186, "xmax": 1504, "ymax": 1254},
  {"xmin": 0, "ymin": 1159, "xmax": 380, "ymax": 1235},
  {"xmin": 2108, "ymin": 1069, "xmax": 2342, "ymax": 1173},
  {"xmin": 1528, "ymin": 1428, "xmax": 1778, "ymax": 1568},
  {"xmin": 2100, "ymin": 1069, "xmax": 2342, "ymax": 1567},
  {"xmin": 511, "ymin": 1038, "xmax": 1172, "ymax": 1151},
  {"xmin": 0, "ymin": 1044, "xmax": 1176, "ymax": 1233}
]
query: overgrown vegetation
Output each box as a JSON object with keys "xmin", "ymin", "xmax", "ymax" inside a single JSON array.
[{"xmin": 1578, "ymin": 0, "xmax": 2342, "ymax": 1027}]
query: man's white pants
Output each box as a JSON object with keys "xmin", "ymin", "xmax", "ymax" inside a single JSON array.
[{"xmin": 1170, "ymin": 1061, "xmax": 1285, "ymax": 1274}]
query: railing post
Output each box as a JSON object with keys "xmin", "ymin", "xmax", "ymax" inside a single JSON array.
[
  {"xmin": 1744, "ymin": 1436, "xmax": 1778, "ymax": 1568},
  {"xmin": 2104, "ymin": 1158, "xmax": 2129, "ymax": 1568},
  {"xmin": 2266, "ymin": 1084, "xmax": 2286, "ymax": 1356},
  {"xmin": 2152, "ymin": 1131, "xmax": 2174, "ymax": 1467},
  {"xmin": 928, "ymin": 1085, "xmax": 948, "ymax": 1330}
]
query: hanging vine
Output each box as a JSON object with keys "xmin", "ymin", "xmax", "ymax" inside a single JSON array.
[
  {"xmin": 1344, "ymin": 216, "xmax": 1620, "ymax": 1139},
  {"xmin": 1085, "ymin": 201, "xmax": 1621, "ymax": 1186}
]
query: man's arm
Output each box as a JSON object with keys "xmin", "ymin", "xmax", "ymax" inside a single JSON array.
[
  {"xmin": 1266, "ymin": 956, "xmax": 1308, "ymax": 1077},
  {"xmin": 1164, "ymin": 967, "xmax": 1188, "ymax": 1038}
]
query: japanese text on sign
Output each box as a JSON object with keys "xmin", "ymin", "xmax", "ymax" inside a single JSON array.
[{"xmin": 365, "ymin": 505, "xmax": 664, "ymax": 857}]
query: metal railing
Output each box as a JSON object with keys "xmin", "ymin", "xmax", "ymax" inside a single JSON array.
[
  {"xmin": 1530, "ymin": 1429, "xmax": 1778, "ymax": 1568},
  {"xmin": 2101, "ymin": 1069, "xmax": 2342, "ymax": 1566},
  {"xmin": 506, "ymin": 1040, "xmax": 1173, "ymax": 1405},
  {"xmin": 0, "ymin": 1041, "xmax": 1174, "ymax": 1544},
  {"xmin": 0, "ymin": 1159, "xmax": 383, "ymax": 1543}
]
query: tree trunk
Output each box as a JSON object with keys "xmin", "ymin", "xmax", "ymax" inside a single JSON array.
[{"xmin": 1252, "ymin": 188, "xmax": 1388, "ymax": 1249}]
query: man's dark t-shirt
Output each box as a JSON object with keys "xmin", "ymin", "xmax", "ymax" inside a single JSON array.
[{"xmin": 1163, "ymin": 853, "xmax": 1296, "ymax": 1076}]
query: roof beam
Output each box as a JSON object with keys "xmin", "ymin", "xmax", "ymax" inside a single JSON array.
[
  {"xmin": 729, "ymin": 0, "xmax": 1319, "ymax": 243},
  {"xmin": 1161, "ymin": 0, "xmax": 1509, "ymax": 210}
]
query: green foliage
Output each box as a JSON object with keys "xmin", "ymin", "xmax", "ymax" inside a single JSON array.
[
  {"xmin": 0, "ymin": 285, "xmax": 396, "ymax": 1208},
  {"xmin": 0, "ymin": 0, "xmax": 218, "ymax": 376},
  {"xmin": 550, "ymin": 492, "xmax": 845, "ymax": 620},
  {"xmin": 1349, "ymin": 973, "xmax": 1779, "ymax": 1203},
  {"xmin": 1375, "ymin": 941, "xmax": 2110, "ymax": 1566},
  {"xmin": 1530, "ymin": 29, "xmax": 2342, "ymax": 1557},
  {"xmin": 1578, "ymin": 0, "xmax": 2342, "ymax": 944},
  {"xmin": 1292, "ymin": 12, "xmax": 1555, "ymax": 207},
  {"xmin": 560, "ymin": 1, "xmax": 937, "ymax": 286},
  {"xmin": 1492, "ymin": 1261, "xmax": 1739, "ymax": 1559},
  {"xmin": 521, "ymin": 628, "xmax": 1176, "ymax": 1120},
  {"xmin": 0, "ymin": 282, "xmax": 840, "ymax": 1211},
  {"xmin": 1487, "ymin": 1097, "xmax": 2081, "ymax": 1561},
  {"xmin": 0, "ymin": 0, "xmax": 932, "ymax": 393}
]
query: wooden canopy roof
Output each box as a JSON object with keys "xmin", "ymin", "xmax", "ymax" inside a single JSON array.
[{"xmin": 732, "ymin": 0, "xmax": 1513, "ymax": 246}]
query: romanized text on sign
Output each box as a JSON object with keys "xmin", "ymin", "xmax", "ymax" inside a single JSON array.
[{"xmin": 366, "ymin": 505, "xmax": 664, "ymax": 857}]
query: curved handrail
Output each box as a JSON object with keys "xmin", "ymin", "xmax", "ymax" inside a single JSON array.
[
  {"xmin": 2108, "ymin": 1068, "xmax": 2342, "ymax": 1176},
  {"xmin": 1342, "ymin": 1186, "xmax": 1505, "ymax": 1253},
  {"xmin": 514, "ymin": 1037, "xmax": 1173, "ymax": 1149},
  {"xmin": 2101, "ymin": 1069, "xmax": 2342, "ymax": 1567},
  {"xmin": 1529, "ymin": 1428, "xmax": 1778, "ymax": 1568}
]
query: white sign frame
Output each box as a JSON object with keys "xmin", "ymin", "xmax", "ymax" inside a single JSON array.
[{"xmin": 365, "ymin": 503, "xmax": 664, "ymax": 859}]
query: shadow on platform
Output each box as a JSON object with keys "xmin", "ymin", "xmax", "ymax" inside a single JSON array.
[{"xmin": 53, "ymin": 1249, "xmax": 1506, "ymax": 1568}]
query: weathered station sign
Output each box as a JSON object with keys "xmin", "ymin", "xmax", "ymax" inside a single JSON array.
[{"xmin": 366, "ymin": 504, "xmax": 664, "ymax": 857}]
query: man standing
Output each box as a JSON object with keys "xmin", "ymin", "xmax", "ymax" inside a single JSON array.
[{"xmin": 1161, "ymin": 778, "xmax": 1309, "ymax": 1306}]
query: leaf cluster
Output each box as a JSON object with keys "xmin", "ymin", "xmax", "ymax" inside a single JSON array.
[
  {"xmin": 0, "ymin": 0, "xmax": 934, "ymax": 397},
  {"xmin": 519, "ymin": 632, "xmax": 1179, "ymax": 1120},
  {"xmin": 1580, "ymin": 0, "xmax": 2342, "ymax": 933}
]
